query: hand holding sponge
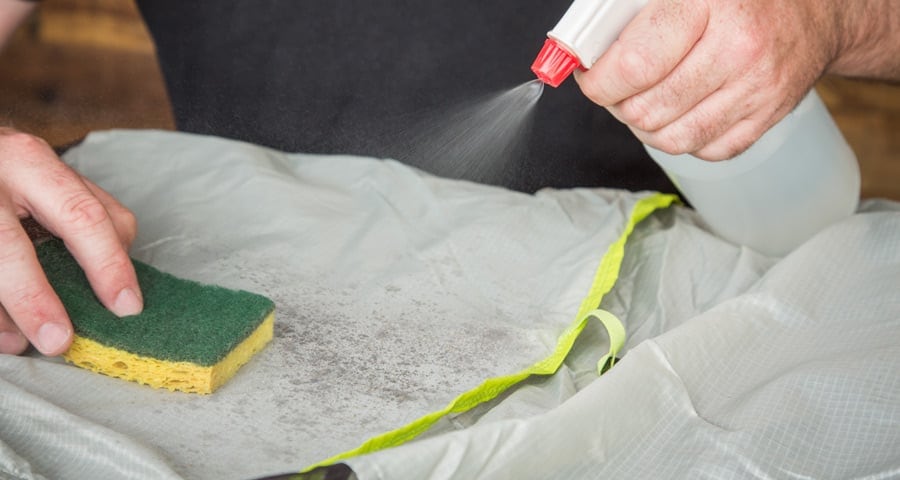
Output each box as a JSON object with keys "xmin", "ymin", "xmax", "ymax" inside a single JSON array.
[{"xmin": 36, "ymin": 238, "xmax": 275, "ymax": 394}]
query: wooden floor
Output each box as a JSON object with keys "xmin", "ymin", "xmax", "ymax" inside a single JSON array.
[
  {"xmin": 1, "ymin": 0, "xmax": 898, "ymax": 200},
  {"xmin": 0, "ymin": 1, "xmax": 174, "ymax": 147}
]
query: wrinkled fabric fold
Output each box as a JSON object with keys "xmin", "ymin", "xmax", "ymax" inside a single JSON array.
[{"xmin": 1, "ymin": 130, "xmax": 897, "ymax": 480}]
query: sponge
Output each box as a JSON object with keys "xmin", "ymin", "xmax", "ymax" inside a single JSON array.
[{"xmin": 36, "ymin": 238, "xmax": 275, "ymax": 394}]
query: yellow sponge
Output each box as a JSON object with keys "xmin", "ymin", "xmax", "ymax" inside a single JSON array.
[
  {"xmin": 36, "ymin": 238, "xmax": 275, "ymax": 394},
  {"xmin": 63, "ymin": 313, "xmax": 274, "ymax": 394}
]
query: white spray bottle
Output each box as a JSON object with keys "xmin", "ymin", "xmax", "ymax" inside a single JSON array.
[{"xmin": 531, "ymin": 0, "xmax": 860, "ymax": 256}]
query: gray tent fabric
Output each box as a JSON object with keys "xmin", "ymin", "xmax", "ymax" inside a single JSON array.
[
  {"xmin": 348, "ymin": 205, "xmax": 900, "ymax": 479},
  {"xmin": 0, "ymin": 373, "xmax": 179, "ymax": 480},
  {"xmin": 1, "ymin": 130, "xmax": 898, "ymax": 479}
]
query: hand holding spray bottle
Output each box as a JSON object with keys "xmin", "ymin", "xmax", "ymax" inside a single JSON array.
[{"xmin": 531, "ymin": 0, "xmax": 860, "ymax": 256}]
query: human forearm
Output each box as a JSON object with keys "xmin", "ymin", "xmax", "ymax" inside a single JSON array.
[{"xmin": 828, "ymin": 0, "xmax": 900, "ymax": 80}]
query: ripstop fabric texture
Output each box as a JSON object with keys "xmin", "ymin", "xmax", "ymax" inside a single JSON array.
[{"xmin": 0, "ymin": 130, "xmax": 898, "ymax": 480}]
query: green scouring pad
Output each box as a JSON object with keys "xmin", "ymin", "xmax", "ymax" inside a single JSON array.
[{"xmin": 36, "ymin": 238, "xmax": 275, "ymax": 394}]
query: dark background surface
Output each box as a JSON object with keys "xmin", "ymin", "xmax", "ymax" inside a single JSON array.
[{"xmin": 1, "ymin": 0, "xmax": 897, "ymax": 200}]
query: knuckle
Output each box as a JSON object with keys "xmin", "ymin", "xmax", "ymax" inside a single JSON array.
[
  {"xmin": 620, "ymin": 96, "xmax": 657, "ymax": 131},
  {"xmin": 118, "ymin": 209, "xmax": 138, "ymax": 246},
  {"xmin": 677, "ymin": 109, "xmax": 727, "ymax": 155},
  {"xmin": 6, "ymin": 281, "xmax": 52, "ymax": 317},
  {"xmin": 86, "ymin": 254, "xmax": 137, "ymax": 301},
  {"xmin": 725, "ymin": 135, "xmax": 755, "ymax": 159},
  {"xmin": 104, "ymin": 201, "xmax": 138, "ymax": 245},
  {"xmin": 650, "ymin": 130, "xmax": 690, "ymax": 156},
  {"xmin": 732, "ymin": 26, "xmax": 768, "ymax": 66},
  {"xmin": 2, "ymin": 131, "xmax": 50, "ymax": 153},
  {"xmin": 649, "ymin": 118, "xmax": 703, "ymax": 155},
  {"xmin": 58, "ymin": 192, "xmax": 110, "ymax": 232},
  {"xmin": 695, "ymin": 125, "xmax": 757, "ymax": 161},
  {"xmin": 0, "ymin": 132, "xmax": 52, "ymax": 170},
  {"xmin": 94, "ymin": 254, "xmax": 133, "ymax": 280},
  {"xmin": 617, "ymin": 46, "xmax": 658, "ymax": 91},
  {"xmin": 696, "ymin": 140, "xmax": 744, "ymax": 161}
]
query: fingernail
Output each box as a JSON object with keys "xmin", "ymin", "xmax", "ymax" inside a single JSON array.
[
  {"xmin": 112, "ymin": 288, "xmax": 143, "ymax": 317},
  {"xmin": 37, "ymin": 323, "xmax": 71, "ymax": 355},
  {"xmin": 0, "ymin": 332, "xmax": 28, "ymax": 354}
]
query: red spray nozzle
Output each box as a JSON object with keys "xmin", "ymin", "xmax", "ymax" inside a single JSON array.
[{"xmin": 531, "ymin": 39, "xmax": 582, "ymax": 88}]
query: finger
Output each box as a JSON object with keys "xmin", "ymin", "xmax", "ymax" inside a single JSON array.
[
  {"xmin": 688, "ymin": 118, "xmax": 764, "ymax": 161},
  {"xmin": 627, "ymin": 85, "xmax": 760, "ymax": 159},
  {"xmin": 0, "ymin": 192, "xmax": 73, "ymax": 356},
  {"xmin": 81, "ymin": 177, "xmax": 138, "ymax": 250},
  {"xmin": 21, "ymin": 163, "xmax": 143, "ymax": 318},
  {"xmin": 575, "ymin": 0, "xmax": 709, "ymax": 106},
  {"xmin": 607, "ymin": 37, "xmax": 729, "ymax": 133},
  {"xmin": 691, "ymin": 101, "xmax": 791, "ymax": 161},
  {"xmin": 0, "ymin": 306, "xmax": 30, "ymax": 355}
]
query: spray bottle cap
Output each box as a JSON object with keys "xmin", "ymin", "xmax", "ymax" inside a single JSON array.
[{"xmin": 531, "ymin": 38, "xmax": 583, "ymax": 88}]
